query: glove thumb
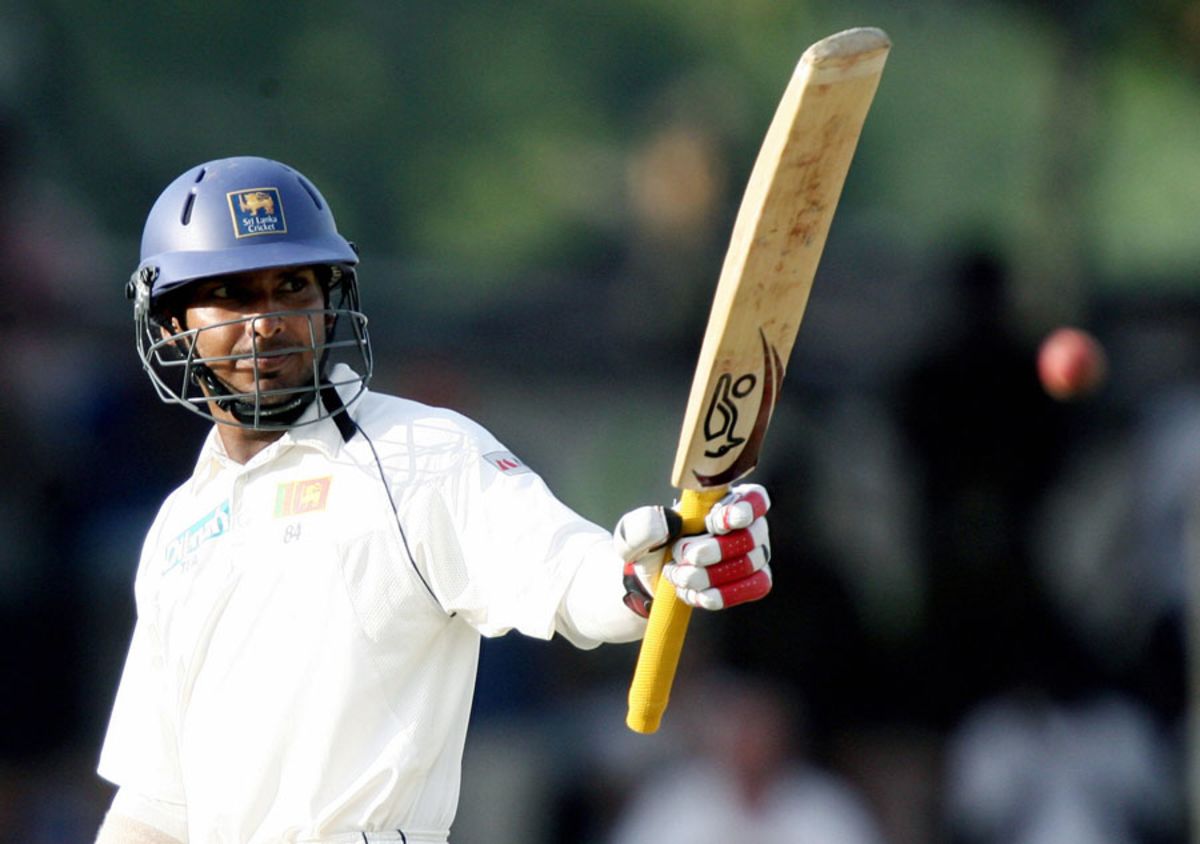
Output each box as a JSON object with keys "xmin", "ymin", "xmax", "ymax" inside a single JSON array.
[{"xmin": 614, "ymin": 505, "xmax": 682, "ymax": 614}]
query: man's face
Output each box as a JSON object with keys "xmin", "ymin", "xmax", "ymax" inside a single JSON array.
[{"xmin": 175, "ymin": 265, "xmax": 327, "ymax": 413}]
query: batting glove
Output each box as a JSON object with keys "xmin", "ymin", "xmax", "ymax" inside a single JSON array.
[{"xmin": 613, "ymin": 483, "xmax": 772, "ymax": 616}]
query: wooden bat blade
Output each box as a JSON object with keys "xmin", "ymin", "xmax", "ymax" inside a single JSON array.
[
  {"xmin": 672, "ymin": 27, "xmax": 890, "ymax": 491},
  {"xmin": 627, "ymin": 27, "xmax": 890, "ymax": 735}
]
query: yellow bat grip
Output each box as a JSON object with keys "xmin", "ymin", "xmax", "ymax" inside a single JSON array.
[{"xmin": 626, "ymin": 485, "xmax": 728, "ymax": 733}]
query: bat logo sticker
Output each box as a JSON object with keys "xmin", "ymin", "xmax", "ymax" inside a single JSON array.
[
  {"xmin": 702, "ymin": 373, "xmax": 756, "ymax": 458},
  {"xmin": 695, "ymin": 329, "xmax": 784, "ymax": 486}
]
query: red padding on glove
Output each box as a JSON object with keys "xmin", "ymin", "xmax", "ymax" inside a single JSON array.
[
  {"xmin": 716, "ymin": 569, "xmax": 772, "ymax": 608},
  {"xmin": 703, "ymin": 554, "xmax": 758, "ymax": 588},
  {"xmin": 741, "ymin": 489, "xmax": 770, "ymax": 520},
  {"xmin": 714, "ymin": 489, "xmax": 771, "ymax": 532},
  {"xmin": 715, "ymin": 529, "xmax": 756, "ymax": 559}
]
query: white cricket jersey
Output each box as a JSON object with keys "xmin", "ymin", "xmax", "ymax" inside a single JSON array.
[{"xmin": 98, "ymin": 367, "xmax": 642, "ymax": 842}]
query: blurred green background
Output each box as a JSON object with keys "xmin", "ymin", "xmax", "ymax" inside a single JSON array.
[{"xmin": 1, "ymin": 1, "xmax": 1197, "ymax": 842}]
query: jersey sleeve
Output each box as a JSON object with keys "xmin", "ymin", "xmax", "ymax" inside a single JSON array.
[
  {"xmin": 97, "ymin": 514, "xmax": 186, "ymax": 804},
  {"xmin": 419, "ymin": 434, "xmax": 637, "ymax": 645}
]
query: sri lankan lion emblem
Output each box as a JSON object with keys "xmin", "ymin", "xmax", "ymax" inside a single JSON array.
[{"xmin": 237, "ymin": 190, "xmax": 276, "ymax": 216}]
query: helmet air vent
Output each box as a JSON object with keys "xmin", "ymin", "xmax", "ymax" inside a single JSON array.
[
  {"xmin": 181, "ymin": 190, "xmax": 197, "ymax": 225},
  {"xmin": 193, "ymin": 167, "xmax": 206, "ymax": 183}
]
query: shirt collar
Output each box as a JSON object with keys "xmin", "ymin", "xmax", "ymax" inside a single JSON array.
[{"xmin": 188, "ymin": 365, "xmax": 367, "ymax": 492}]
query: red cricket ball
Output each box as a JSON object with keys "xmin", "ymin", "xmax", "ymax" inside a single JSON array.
[{"xmin": 1037, "ymin": 326, "xmax": 1107, "ymax": 401}]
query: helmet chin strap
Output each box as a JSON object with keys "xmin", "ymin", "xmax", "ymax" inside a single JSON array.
[{"xmin": 191, "ymin": 362, "xmax": 317, "ymax": 427}]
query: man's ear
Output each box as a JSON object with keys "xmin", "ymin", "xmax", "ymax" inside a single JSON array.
[{"xmin": 158, "ymin": 313, "xmax": 187, "ymax": 343}]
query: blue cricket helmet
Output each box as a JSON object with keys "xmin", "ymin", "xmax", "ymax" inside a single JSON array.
[
  {"xmin": 129, "ymin": 156, "xmax": 372, "ymax": 432},
  {"xmin": 136, "ymin": 156, "xmax": 359, "ymax": 298}
]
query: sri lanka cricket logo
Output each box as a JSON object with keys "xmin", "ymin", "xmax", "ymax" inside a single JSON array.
[
  {"xmin": 227, "ymin": 187, "xmax": 287, "ymax": 238},
  {"xmin": 694, "ymin": 329, "xmax": 783, "ymax": 486}
]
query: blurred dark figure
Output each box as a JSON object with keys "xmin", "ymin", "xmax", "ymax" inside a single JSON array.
[
  {"xmin": 0, "ymin": 108, "xmax": 194, "ymax": 840},
  {"xmin": 894, "ymin": 248, "xmax": 1083, "ymax": 726},
  {"xmin": 0, "ymin": 111, "xmax": 77, "ymax": 761}
]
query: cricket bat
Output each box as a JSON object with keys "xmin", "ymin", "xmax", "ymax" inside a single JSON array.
[{"xmin": 626, "ymin": 27, "xmax": 891, "ymax": 734}]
